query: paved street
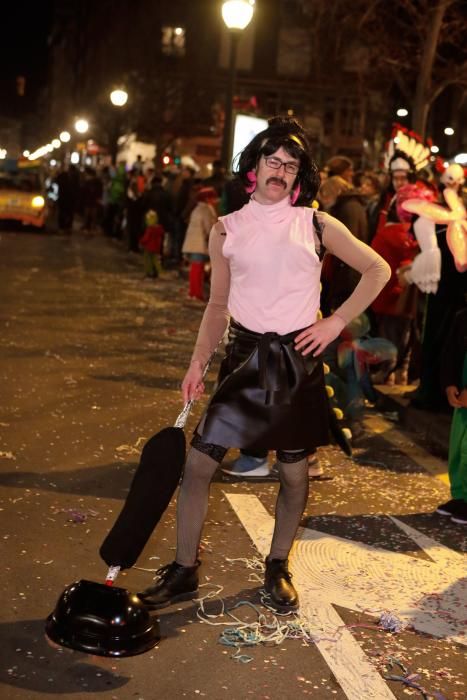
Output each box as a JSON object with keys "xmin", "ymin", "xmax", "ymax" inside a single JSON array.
[{"xmin": 0, "ymin": 229, "xmax": 465, "ymax": 700}]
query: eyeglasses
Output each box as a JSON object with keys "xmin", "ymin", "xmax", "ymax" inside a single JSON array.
[{"xmin": 263, "ymin": 156, "xmax": 300, "ymax": 175}]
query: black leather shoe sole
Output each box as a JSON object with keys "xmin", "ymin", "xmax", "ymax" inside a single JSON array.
[
  {"xmin": 138, "ymin": 588, "xmax": 198, "ymax": 610},
  {"xmin": 264, "ymin": 592, "xmax": 299, "ymax": 614}
]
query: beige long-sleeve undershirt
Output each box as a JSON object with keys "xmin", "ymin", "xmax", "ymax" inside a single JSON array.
[{"xmin": 190, "ymin": 212, "xmax": 391, "ymax": 368}]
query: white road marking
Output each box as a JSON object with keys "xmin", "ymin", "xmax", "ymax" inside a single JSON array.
[{"xmin": 225, "ymin": 493, "xmax": 466, "ymax": 700}]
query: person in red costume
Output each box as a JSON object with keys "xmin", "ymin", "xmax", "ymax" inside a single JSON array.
[{"xmin": 371, "ymin": 183, "xmax": 435, "ymax": 385}]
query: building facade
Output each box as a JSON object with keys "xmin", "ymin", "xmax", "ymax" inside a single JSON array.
[{"xmin": 45, "ymin": 0, "xmax": 458, "ymax": 170}]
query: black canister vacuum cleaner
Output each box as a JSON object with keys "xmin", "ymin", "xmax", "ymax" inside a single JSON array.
[{"xmin": 46, "ymin": 384, "xmax": 206, "ymax": 657}]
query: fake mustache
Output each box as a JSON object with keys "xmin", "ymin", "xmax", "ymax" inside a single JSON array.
[{"xmin": 266, "ymin": 177, "xmax": 287, "ymax": 188}]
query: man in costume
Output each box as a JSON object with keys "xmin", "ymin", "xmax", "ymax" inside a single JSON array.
[{"xmin": 138, "ymin": 117, "xmax": 390, "ymax": 613}]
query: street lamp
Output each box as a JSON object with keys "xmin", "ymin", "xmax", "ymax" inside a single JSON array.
[
  {"xmin": 74, "ymin": 118, "xmax": 89, "ymax": 134},
  {"xmin": 60, "ymin": 131, "xmax": 71, "ymax": 143},
  {"xmin": 220, "ymin": 0, "xmax": 255, "ymax": 169},
  {"xmin": 110, "ymin": 89, "xmax": 128, "ymax": 107},
  {"xmin": 109, "ymin": 89, "xmax": 129, "ymax": 165},
  {"xmin": 396, "ymin": 108, "xmax": 408, "ymax": 117},
  {"xmin": 444, "ymin": 127, "xmax": 454, "ymax": 136}
]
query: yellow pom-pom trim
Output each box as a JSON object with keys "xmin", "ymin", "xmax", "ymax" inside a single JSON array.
[
  {"xmin": 311, "ymin": 199, "xmax": 319, "ymax": 209},
  {"xmin": 316, "ymin": 309, "xmax": 323, "ymax": 320},
  {"xmin": 325, "ymin": 385, "xmax": 334, "ymax": 398},
  {"xmin": 323, "ymin": 362, "xmax": 330, "ymax": 374},
  {"xmin": 342, "ymin": 427, "xmax": 352, "ymax": 440},
  {"xmin": 333, "ymin": 407, "xmax": 344, "ymax": 420}
]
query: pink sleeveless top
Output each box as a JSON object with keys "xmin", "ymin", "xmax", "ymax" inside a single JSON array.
[{"xmin": 220, "ymin": 197, "xmax": 322, "ymax": 335}]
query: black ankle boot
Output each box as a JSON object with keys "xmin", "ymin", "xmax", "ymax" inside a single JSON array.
[
  {"xmin": 138, "ymin": 560, "xmax": 200, "ymax": 610},
  {"xmin": 264, "ymin": 558, "xmax": 299, "ymax": 613}
]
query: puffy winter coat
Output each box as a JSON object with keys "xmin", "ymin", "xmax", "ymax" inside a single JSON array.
[{"xmin": 182, "ymin": 202, "xmax": 217, "ymax": 255}]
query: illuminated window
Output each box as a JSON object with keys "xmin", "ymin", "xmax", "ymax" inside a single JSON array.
[{"xmin": 162, "ymin": 26, "xmax": 186, "ymax": 57}]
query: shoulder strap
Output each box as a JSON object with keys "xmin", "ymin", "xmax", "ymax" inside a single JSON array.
[{"xmin": 313, "ymin": 211, "xmax": 326, "ymax": 261}]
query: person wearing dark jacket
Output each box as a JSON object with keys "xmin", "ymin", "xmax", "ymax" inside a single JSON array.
[
  {"xmin": 436, "ymin": 308, "xmax": 467, "ymax": 525},
  {"xmin": 55, "ymin": 166, "xmax": 80, "ymax": 232},
  {"xmin": 141, "ymin": 175, "xmax": 174, "ymax": 235},
  {"xmin": 81, "ymin": 167, "xmax": 103, "ymax": 234},
  {"xmin": 360, "ymin": 173, "xmax": 382, "ymax": 240},
  {"xmin": 318, "ymin": 176, "xmax": 369, "ymax": 315},
  {"xmin": 171, "ymin": 166, "xmax": 196, "ymax": 264}
]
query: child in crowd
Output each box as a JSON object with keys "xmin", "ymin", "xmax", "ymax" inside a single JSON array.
[
  {"xmin": 436, "ymin": 308, "xmax": 467, "ymax": 525},
  {"xmin": 182, "ymin": 187, "xmax": 218, "ymax": 301},
  {"xmin": 140, "ymin": 210, "xmax": 165, "ymax": 279}
]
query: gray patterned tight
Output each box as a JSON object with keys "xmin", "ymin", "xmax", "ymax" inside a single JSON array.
[{"xmin": 175, "ymin": 446, "xmax": 309, "ymax": 566}]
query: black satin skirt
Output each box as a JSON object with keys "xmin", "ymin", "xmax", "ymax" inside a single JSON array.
[{"xmin": 195, "ymin": 319, "xmax": 330, "ymax": 451}]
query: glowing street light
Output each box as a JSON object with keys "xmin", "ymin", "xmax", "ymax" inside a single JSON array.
[
  {"xmin": 52, "ymin": 138, "xmax": 61, "ymax": 149},
  {"xmin": 23, "ymin": 150, "xmax": 30, "ymax": 157},
  {"xmin": 430, "ymin": 145, "xmax": 439, "ymax": 153},
  {"xmin": 110, "ymin": 89, "xmax": 128, "ymax": 107},
  {"xmin": 220, "ymin": 0, "xmax": 255, "ymax": 169},
  {"xmin": 444, "ymin": 127, "xmax": 455, "ymax": 136},
  {"xmin": 109, "ymin": 89, "xmax": 128, "ymax": 165},
  {"xmin": 74, "ymin": 118, "xmax": 89, "ymax": 134},
  {"xmin": 222, "ymin": 0, "xmax": 255, "ymax": 29},
  {"xmin": 396, "ymin": 108, "xmax": 408, "ymax": 117},
  {"xmin": 60, "ymin": 131, "xmax": 71, "ymax": 143}
]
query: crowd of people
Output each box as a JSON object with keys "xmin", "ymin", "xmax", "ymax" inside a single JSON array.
[
  {"xmin": 49, "ymin": 135, "xmax": 466, "ymax": 494},
  {"xmin": 49, "ymin": 159, "xmax": 225, "ymax": 255}
]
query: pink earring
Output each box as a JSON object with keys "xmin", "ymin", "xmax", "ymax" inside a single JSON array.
[
  {"xmin": 290, "ymin": 183, "xmax": 301, "ymax": 205},
  {"xmin": 245, "ymin": 170, "xmax": 257, "ymax": 194}
]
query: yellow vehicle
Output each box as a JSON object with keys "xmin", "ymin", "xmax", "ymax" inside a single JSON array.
[{"xmin": 0, "ymin": 168, "xmax": 48, "ymax": 229}]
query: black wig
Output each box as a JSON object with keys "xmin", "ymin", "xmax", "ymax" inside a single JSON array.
[{"xmin": 233, "ymin": 116, "xmax": 320, "ymax": 206}]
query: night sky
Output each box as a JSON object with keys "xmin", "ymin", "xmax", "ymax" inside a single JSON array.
[{"xmin": 0, "ymin": 1, "xmax": 53, "ymax": 115}]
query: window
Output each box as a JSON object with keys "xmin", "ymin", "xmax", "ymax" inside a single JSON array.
[
  {"xmin": 161, "ymin": 26, "xmax": 186, "ymax": 57},
  {"xmin": 277, "ymin": 27, "xmax": 310, "ymax": 77}
]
